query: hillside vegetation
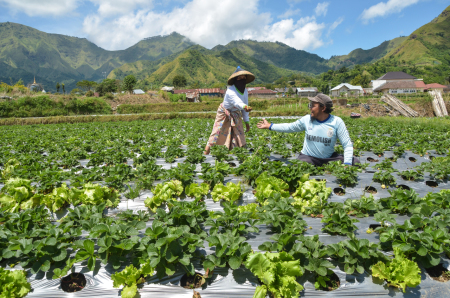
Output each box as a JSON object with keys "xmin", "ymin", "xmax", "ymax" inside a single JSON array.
[
  {"xmin": 1, "ymin": 5, "xmax": 450, "ymax": 93},
  {"xmin": 327, "ymin": 37, "xmax": 407, "ymax": 68},
  {"xmin": 110, "ymin": 46, "xmax": 296, "ymax": 87},
  {"xmin": 0, "ymin": 23, "xmax": 194, "ymax": 91},
  {"xmin": 384, "ymin": 5, "xmax": 450, "ymax": 66},
  {"xmin": 212, "ymin": 40, "xmax": 329, "ymax": 74}
]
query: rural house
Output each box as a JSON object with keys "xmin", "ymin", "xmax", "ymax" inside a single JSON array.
[
  {"xmin": 331, "ymin": 83, "xmax": 364, "ymax": 97},
  {"xmin": 296, "ymin": 87, "xmax": 319, "ymax": 97},
  {"xmin": 248, "ymin": 89, "xmax": 277, "ymax": 99},
  {"xmin": 372, "ymin": 72, "xmax": 423, "ymax": 94},
  {"xmin": 425, "ymin": 83, "xmax": 447, "ymax": 92}
]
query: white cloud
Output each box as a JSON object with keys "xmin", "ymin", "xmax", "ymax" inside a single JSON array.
[
  {"xmin": 327, "ymin": 16, "xmax": 344, "ymax": 37},
  {"xmin": 89, "ymin": 0, "xmax": 153, "ymax": 17},
  {"xmin": 0, "ymin": 0, "xmax": 79, "ymax": 17},
  {"xmin": 261, "ymin": 17, "xmax": 326, "ymax": 50},
  {"xmin": 82, "ymin": 0, "xmax": 342, "ymax": 52},
  {"xmin": 278, "ymin": 8, "xmax": 301, "ymax": 19},
  {"xmin": 315, "ymin": 2, "xmax": 329, "ymax": 17},
  {"xmin": 360, "ymin": 0, "xmax": 420, "ymax": 23}
]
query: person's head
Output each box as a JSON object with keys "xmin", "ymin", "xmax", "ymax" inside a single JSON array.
[
  {"xmin": 227, "ymin": 66, "xmax": 255, "ymax": 86},
  {"xmin": 308, "ymin": 93, "xmax": 334, "ymax": 118}
]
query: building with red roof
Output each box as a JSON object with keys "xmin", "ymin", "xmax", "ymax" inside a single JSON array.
[{"xmin": 425, "ymin": 83, "xmax": 447, "ymax": 92}]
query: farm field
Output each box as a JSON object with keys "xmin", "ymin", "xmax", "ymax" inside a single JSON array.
[{"xmin": 1, "ymin": 116, "xmax": 450, "ymax": 298}]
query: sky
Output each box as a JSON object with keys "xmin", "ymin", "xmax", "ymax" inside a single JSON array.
[{"xmin": 1, "ymin": 0, "xmax": 450, "ymax": 59}]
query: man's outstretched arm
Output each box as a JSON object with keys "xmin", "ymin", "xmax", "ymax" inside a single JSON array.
[{"xmin": 257, "ymin": 118, "xmax": 306, "ymax": 133}]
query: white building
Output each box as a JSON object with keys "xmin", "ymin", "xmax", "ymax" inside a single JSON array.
[
  {"xmin": 371, "ymin": 72, "xmax": 424, "ymax": 95},
  {"xmin": 133, "ymin": 89, "xmax": 145, "ymax": 95},
  {"xmin": 296, "ymin": 87, "xmax": 319, "ymax": 97},
  {"xmin": 331, "ymin": 83, "xmax": 364, "ymax": 97}
]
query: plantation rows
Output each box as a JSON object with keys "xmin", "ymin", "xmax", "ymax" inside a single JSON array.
[{"xmin": 1, "ymin": 117, "xmax": 450, "ymax": 298}]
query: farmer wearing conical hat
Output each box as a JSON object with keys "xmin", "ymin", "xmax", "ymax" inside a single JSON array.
[{"xmin": 204, "ymin": 66, "xmax": 254, "ymax": 154}]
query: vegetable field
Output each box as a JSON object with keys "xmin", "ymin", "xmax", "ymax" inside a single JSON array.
[{"xmin": 1, "ymin": 117, "xmax": 450, "ymax": 298}]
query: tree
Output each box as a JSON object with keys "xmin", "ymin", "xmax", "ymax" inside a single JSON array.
[
  {"xmin": 190, "ymin": 81, "xmax": 201, "ymax": 89},
  {"xmin": 173, "ymin": 75, "xmax": 187, "ymax": 88},
  {"xmin": 338, "ymin": 66, "xmax": 348, "ymax": 73},
  {"xmin": 96, "ymin": 79, "xmax": 118, "ymax": 96},
  {"xmin": 62, "ymin": 83, "xmax": 65, "ymax": 95},
  {"xmin": 123, "ymin": 75, "xmax": 137, "ymax": 94},
  {"xmin": 56, "ymin": 82, "xmax": 60, "ymax": 93},
  {"xmin": 350, "ymin": 75, "xmax": 362, "ymax": 86},
  {"xmin": 70, "ymin": 88, "xmax": 82, "ymax": 95},
  {"xmin": 16, "ymin": 78, "xmax": 24, "ymax": 86},
  {"xmin": 287, "ymin": 87, "xmax": 294, "ymax": 96},
  {"xmin": 76, "ymin": 80, "xmax": 97, "ymax": 92}
]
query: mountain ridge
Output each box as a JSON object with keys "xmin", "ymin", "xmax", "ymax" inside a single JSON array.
[{"xmin": 1, "ymin": 5, "xmax": 450, "ymax": 91}]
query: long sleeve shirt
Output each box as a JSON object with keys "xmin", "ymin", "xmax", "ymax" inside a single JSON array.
[
  {"xmin": 222, "ymin": 85, "xmax": 249, "ymax": 122},
  {"xmin": 270, "ymin": 114, "xmax": 354, "ymax": 165}
]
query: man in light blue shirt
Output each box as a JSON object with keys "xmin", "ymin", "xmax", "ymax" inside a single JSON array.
[{"xmin": 256, "ymin": 94, "xmax": 360, "ymax": 166}]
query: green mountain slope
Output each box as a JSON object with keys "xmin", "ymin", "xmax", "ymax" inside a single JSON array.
[
  {"xmin": 327, "ymin": 37, "xmax": 407, "ymax": 68},
  {"xmin": 110, "ymin": 45, "xmax": 296, "ymax": 86},
  {"xmin": 212, "ymin": 40, "xmax": 329, "ymax": 74},
  {"xmin": 0, "ymin": 22, "xmax": 194, "ymax": 91},
  {"xmin": 383, "ymin": 5, "xmax": 450, "ymax": 65}
]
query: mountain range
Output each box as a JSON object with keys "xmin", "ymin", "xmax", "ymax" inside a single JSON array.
[{"xmin": 1, "ymin": 5, "xmax": 449, "ymax": 92}]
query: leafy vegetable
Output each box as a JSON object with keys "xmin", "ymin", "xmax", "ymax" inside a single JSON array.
[
  {"xmin": 0, "ymin": 268, "xmax": 31, "ymax": 298},
  {"xmin": 291, "ymin": 177, "xmax": 331, "ymax": 214},
  {"xmin": 111, "ymin": 262, "xmax": 154, "ymax": 298},
  {"xmin": 245, "ymin": 251, "xmax": 304, "ymax": 298},
  {"xmin": 254, "ymin": 172, "xmax": 289, "ymax": 203},
  {"xmin": 185, "ymin": 183, "xmax": 209, "ymax": 199},
  {"xmin": 371, "ymin": 249, "xmax": 421, "ymax": 292},
  {"xmin": 144, "ymin": 180, "xmax": 183, "ymax": 212},
  {"xmin": 211, "ymin": 182, "xmax": 242, "ymax": 203}
]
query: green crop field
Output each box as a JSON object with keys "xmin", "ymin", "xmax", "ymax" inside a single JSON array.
[{"xmin": 1, "ymin": 116, "xmax": 450, "ymax": 297}]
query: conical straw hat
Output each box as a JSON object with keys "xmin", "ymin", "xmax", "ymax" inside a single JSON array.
[{"xmin": 227, "ymin": 66, "xmax": 255, "ymax": 85}]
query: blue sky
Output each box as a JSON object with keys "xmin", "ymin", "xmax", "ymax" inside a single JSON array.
[{"xmin": 1, "ymin": 0, "xmax": 449, "ymax": 59}]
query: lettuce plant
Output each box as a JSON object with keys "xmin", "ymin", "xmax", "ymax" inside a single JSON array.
[
  {"xmin": 245, "ymin": 251, "xmax": 304, "ymax": 298},
  {"xmin": 371, "ymin": 249, "xmax": 421, "ymax": 292},
  {"xmin": 291, "ymin": 178, "xmax": 332, "ymax": 214},
  {"xmin": 0, "ymin": 268, "xmax": 31, "ymax": 298},
  {"xmin": 254, "ymin": 172, "xmax": 289, "ymax": 203},
  {"xmin": 211, "ymin": 182, "xmax": 242, "ymax": 203},
  {"xmin": 111, "ymin": 262, "xmax": 154, "ymax": 298},
  {"xmin": 185, "ymin": 183, "xmax": 209, "ymax": 200},
  {"xmin": 144, "ymin": 180, "xmax": 183, "ymax": 212}
]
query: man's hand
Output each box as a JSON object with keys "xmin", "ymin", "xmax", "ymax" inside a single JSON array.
[
  {"xmin": 244, "ymin": 105, "xmax": 252, "ymax": 112},
  {"xmin": 256, "ymin": 118, "xmax": 271, "ymax": 129},
  {"xmin": 245, "ymin": 123, "xmax": 250, "ymax": 133}
]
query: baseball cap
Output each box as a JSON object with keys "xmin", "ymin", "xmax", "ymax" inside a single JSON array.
[{"xmin": 308, "ymin": 93, "xmax": 333, "ymax": 105}]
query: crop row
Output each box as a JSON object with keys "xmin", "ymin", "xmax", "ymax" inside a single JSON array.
[{"xmin": 1, "ymin": 117, "xmax": 450, "ymax": 298}]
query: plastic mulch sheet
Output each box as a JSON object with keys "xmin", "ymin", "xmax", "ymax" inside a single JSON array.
[{"xmin": 6, "ymin": 148, "xmax": 450, "ymax": 298}]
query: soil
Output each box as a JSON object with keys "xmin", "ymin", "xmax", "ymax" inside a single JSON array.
[
  {"xmin": 180, "ymin": 272, "xmax": 206, "ymax": 289},
  {"xmin": 397, "ymin": 185, "xmax": 411, "ymax": 190},
  {"xmin": 364, "ymin": 186, "xmax": 377, "ymax": 194},
  {"xmin": 319, "ymin": 272, "xmax": 341, "ymax": 291},
  {"xmin": 333, "ymin": 187, "xmax": 345, "ymax": 196},
  {"xmin": 409, "ymin": 157, "xmax": 417, "ymax": 162},
  {"xmin": 367, "ymin": 157, "xmax": 379, "ymax": 162},
  {"xmin": 426, "ymin": 264, "xmax": 450, "ymax": 282},
  {"xmin": 105, "ymin": 94, "xmax": 168, "ymax": 112},
  {"xmin": 61, "ymin": 273, "xmax": 86, "ymax": 293},
  {"xmin": 401, "ymin": 175, "xmax": 415, "ymax": 181},
  {"xmin": 426, "ymin": 181, "xmax": 439, "ymax": 188}
]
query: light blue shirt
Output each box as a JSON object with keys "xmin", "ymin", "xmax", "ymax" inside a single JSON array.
[{"xmin": 271, "ymin": 114, "xmax": 353, "ymax": 165}]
